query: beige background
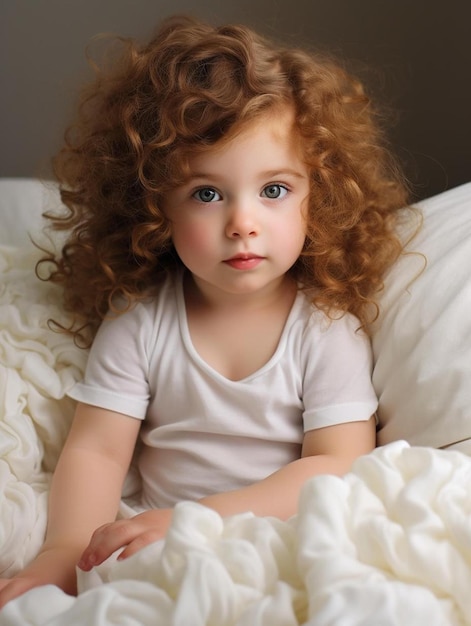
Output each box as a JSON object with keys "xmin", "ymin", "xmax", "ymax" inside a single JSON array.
[{"xmin": 1, "ymin": 0, "xmax": 470, "ymax": 200}]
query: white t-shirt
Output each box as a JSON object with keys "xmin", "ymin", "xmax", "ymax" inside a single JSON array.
[{"xmin": 69, "ymin": 273, "xmax": 378, "ymax": 508}]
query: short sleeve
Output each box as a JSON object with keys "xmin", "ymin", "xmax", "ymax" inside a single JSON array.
[
  {"xmin": 68, "ymin": 304, "xmax": 151, "ymax": 419},
  {"xmin": 301, "ymin": 312, "xmax": 378, "ymax": 432}
]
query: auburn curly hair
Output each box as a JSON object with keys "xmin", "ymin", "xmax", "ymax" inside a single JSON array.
[{"xmin": 42, "ymin": 14, "xmax": 411, "ymax": 345}]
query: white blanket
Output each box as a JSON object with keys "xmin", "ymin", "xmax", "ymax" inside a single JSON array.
[
  {"xmin": 2, "ymin": 245, "xmax": 471, "ymax": 625},
  {"xmin": 0, "ymin": 245, "xmax": 86, "ymax": 576}
]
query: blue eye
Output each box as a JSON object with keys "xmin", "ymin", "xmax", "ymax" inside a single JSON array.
[
  {"xmin": 262, "ymin": 184, "xmax": 288, "ymax": 199},
  {"xmin": 193, "ymin": 188, "xmax": 221, "ymax": 203}
]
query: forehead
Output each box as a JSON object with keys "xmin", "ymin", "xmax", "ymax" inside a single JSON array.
[
  {"xmin": 227, "ymin": 107, "xmax": 298, "ymax": 146},
  {"xmin": 188, "ymin": 108, "xmax": 304, "ymax": 168}
]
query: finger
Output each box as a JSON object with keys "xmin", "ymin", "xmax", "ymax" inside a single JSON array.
[
  {"xmin": 78, "ymin": 520, "xmax": 142, "ymax": 570},
  {"xmin": 116, "ymin": 528, "xmax": 165, "ymax": 561}
]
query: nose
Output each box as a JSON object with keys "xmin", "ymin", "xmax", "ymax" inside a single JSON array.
[{"xmin": 225, "ymin": 202, "xmax": 260, "ymax": 239}]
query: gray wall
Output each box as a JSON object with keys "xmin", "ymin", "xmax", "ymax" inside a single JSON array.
[{"xmin": 1, "ymin": 0, "xmax": 470, "ymax": 200}]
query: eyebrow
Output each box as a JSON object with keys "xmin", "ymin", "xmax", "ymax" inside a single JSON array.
[
  {"xmin": 259, "ymin": 169, "xmax": 308, "ymax": 180},
  {"xmin": 185, "ymin": 168, "xmax": 308, "ymax": 183}
]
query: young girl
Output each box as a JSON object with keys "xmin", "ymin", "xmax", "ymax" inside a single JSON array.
[{"xmin": 0, "ymin": 15, "xmax": 410, "ymax": 607}]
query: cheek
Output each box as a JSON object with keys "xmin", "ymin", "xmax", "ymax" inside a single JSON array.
[
  {"xmin": 171, "ymin": 220, "xmax": 214, "ymax": 262},
  {"xmin": 276, "ymin": 211, "xmax": 307, "ymax": 252}
]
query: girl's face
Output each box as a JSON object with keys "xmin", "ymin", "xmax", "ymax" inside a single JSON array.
[{"xmin": 164, "ymin": 109, "xmax": 310, "ymax": 302}]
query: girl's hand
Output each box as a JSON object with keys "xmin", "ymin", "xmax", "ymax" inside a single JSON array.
[
  {"xmin": 0, "ymin": 577, "xmax": 43, "ymax": 610},
  {"xmin": 77, "ymin": 509, "xmax": 173, "ymax": 571},
  {"xmin": 0, "ymin": 545, "xmax": 81, "ymax": 609}
]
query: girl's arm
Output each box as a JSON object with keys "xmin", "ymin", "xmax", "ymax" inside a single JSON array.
[
  {"xmin": 0, "ymin": 402, "xmax": 141, "ymax": 608},
  {"xmin": 78, "ymin": 416, "xmax": 375, "ymax": 568},
  {"xmin": 200, "ymin": 416, "xmax": 376, "ymax": 518}
]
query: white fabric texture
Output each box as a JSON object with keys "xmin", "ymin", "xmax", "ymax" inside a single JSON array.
[
  {"xmin": 69, "ymin": 273, "xmax": 377, "ymax": 508},
  {"xmin": 3, "ymin": 441, "xmax": 471, "ymax": 625},
  {"xmin": 0, "ymin": 178, "xmax": 61, "ymax": 248},
  {"xmin": 0, "ymin": 245, "xmax": 87, "ymax": 578},
  {"xmin": 373, "ymin": 182, "xmax": 471, "ymax": 449}
]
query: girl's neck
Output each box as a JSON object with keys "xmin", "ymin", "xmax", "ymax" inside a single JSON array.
[
  {"xmin": 182, "ymin": 271, "xmax": 299, "ymax": 381},
  {"xmin": 183, "ymin": 271, "xmax": 297, "ymax": 314}
]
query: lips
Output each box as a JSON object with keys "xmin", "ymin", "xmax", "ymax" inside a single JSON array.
[{"xmin": 223, "ymin": 253, "xmax": 264, "ymax": 270}]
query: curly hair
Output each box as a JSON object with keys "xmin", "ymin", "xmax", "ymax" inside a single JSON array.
[{"xmin": 42, "ymin": 14, "xmax": 411, "ymax": 345}]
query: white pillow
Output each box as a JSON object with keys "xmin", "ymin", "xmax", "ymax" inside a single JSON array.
[
  {"xmin": 373, "ymin": 182, "xmax": 471, "ymax": 450},
  {"xmin": 0, "ymin": 178, "xmax": 60, "ymax": 248}
]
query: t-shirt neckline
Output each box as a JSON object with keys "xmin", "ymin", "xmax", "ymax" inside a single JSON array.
[{"xmin": 175, "ymin": 273, "xmax": 304, "ymax": 384}]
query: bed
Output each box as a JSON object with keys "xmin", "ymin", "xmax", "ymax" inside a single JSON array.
[{"xmin": 1, "ymin": 178, "xmax": 471, "ymax": 625}]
